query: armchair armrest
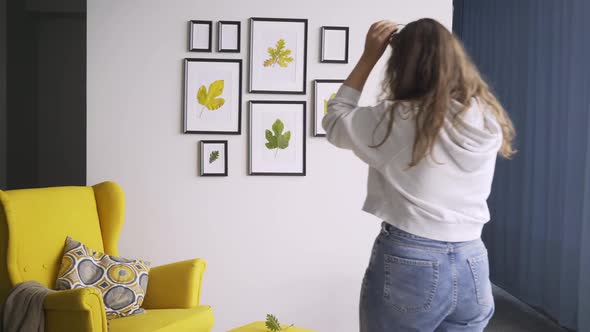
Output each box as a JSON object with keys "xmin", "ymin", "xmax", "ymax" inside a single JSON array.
[
  {"xmin": 44, "ymin": 288, "xmax": 108, "ymax": 332},
  {"xmin": 142, "ymin": 258, "xmax": 207, "ymax": 309}
]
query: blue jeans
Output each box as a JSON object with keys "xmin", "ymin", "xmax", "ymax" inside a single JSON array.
[{"xmin": 360, "ymin": 223, "xmax": 495, "ymax": 332}]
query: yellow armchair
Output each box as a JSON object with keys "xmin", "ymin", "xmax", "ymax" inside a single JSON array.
[{"xmin": 0, "ymin": 182, "xmax": 214, "ymax": 332}]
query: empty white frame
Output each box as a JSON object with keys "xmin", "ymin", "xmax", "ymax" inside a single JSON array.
[
  {"xmin": 190, "ymin": 20, "xmax": 212, "ymax": 52},
  {"xmin": 218, "ymin": 21, "xmax": 241, "ymax": 52},
  {"xmin": 249, "ymin": 17, "xmax": 308, "ymax": 94},
  {"xmin": 320, "ymin": 26, "xmax": 349, "ymax": 63},
  {"xmin": 313, "ymin": 79, "xmax": 343, "ymax": 137}
]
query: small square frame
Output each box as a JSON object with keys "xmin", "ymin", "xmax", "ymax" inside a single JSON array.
[
  {"xmin": 218, "ymin": 21, "xmax": 241, "ymax": 53},
  {"xmin": 199, "ymin": 140, "xmax": 228, "ymax": 176},
  {"xmin": 189, "ymin": 20, "xmax": 213, "ymax": 52},
  {"xmin": 320, "ymin": 26, "xmax": 349, "ymax": 63}
]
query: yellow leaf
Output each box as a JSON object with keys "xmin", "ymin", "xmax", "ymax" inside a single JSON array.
[
  {"xmin": 196, "ymin": 80, "xmax": 226, "ymax": 115},
  {"xmin": 324, "ymin": 93, "xmax": 337, "ymax": 115},
  {"xmin": 277, "ymin": 56, "xmax": 294, "ymax": 68},
  {"xmin": 263, "ymin": 39, "xmax": 294, "ymax": 68},
  {"xmin": 207, "ymin": 98, "xmax": 225, "ymax": 110},
  {"xmin": 197, "ymin": 85, "xmax": 208, "ymax": 105},
  {"xmin": 208, "ymin": 80, "xmax": 224, "ymax": 98},
  {"xmin": 263, "ymin": 58, "xmax": 275, "ymax": 67}
]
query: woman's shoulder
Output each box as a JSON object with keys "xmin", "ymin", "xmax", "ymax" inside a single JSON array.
[{"xmin": 378, "ymin": 99, "xmax": 417, "ymax": 121}]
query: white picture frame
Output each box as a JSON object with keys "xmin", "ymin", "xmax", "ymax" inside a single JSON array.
[{"xmin": 249, "ymin": 17, "xmax": 308, "ymax": 94}]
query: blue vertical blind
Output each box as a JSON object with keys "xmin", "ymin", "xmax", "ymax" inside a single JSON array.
[{"xmin": 453, "ymin": 0, "xmax": 590, "ymax": 330}]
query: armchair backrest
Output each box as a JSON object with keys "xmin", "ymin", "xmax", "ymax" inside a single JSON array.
[{"xmin": 0, "ymin": 181, "xmax": 125, "ymax": 302}]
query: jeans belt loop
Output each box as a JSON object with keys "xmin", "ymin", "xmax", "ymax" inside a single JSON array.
[{"xmin": 381, "ymin": 222, "xmax": 390, "ymax": 235}]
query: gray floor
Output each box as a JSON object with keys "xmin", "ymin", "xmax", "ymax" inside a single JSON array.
[{"xmin": 486, "ymin": 286, "xmax": 568, "ymax": 332}]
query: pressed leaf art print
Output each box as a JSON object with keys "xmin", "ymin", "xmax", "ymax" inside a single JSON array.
[
  {"xmin": 249, "ymin": 18, "xmax": 308, "ymax": 94},
  {"xmin": 184, "ymin": 58, "xmax": 242, "ymax": 134},
  {"xmin": 265, "ymin": 119, "xmax": 291, "ymax": 157},
  {"xmin": 209, "ymin": 150, "xmax": 219, "ymax": 164},
  {"xmin": 263, "ymin": 39, "xmax": 294, "ymax": 68},
  {"xmin": 197, "ymin": 80, "xmax": 225, "ymax": 117},
  {"xmin": 200, "ymin": 141, "xmax": 227, "ymax": 176},
  {"xmin": 249, "ymin": 101, "xmax": 306, "ymax": 176}
]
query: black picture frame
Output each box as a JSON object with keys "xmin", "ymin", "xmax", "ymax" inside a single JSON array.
[
  {"xmin": 199, "ymin": 140, "xmax": 228, "ymax": 176},
  {"xmin": 183, "ymin": 58, "xmax": 242, "ymax": 134},
  {"xmin": 320, "ymin": 26, "xmax": 349, "ymax": 63},
  {"xmin": 218, "ymin": 21, "xmax": 241, "ymax": 53},
  {"xmin": 313, "ymin": 79, "xmax": 344, "ymax": 137},
  {"xmin": 189, "ymin": 20, "xmax": 213, "ymax": 52},
  {"xmin": 248, "ymin": 17, "xmax": 308, "ymax": 95},
  {"xmin": 248, "ymin": 100, "xmax": 306, "ymax": 176}
]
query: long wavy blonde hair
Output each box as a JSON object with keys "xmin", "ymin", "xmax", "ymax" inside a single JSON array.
[{"xmin": 375, "ymin": 18, "xmax": 516, "ymax": 167}]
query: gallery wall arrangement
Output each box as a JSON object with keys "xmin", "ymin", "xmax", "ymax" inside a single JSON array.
[
  {"xmin": 88, "ymin": 3, "xmax": 454, "ymax": 331},
  {"xmin": 183, "ymin": 17, "xmax": 349, "ymax": 177}
]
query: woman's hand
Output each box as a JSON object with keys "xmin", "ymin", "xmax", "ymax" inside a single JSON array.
[
  {"xmin": 361, "ymin": 20, "xmax": 399, "ymax": 65},
  {"xmin": 342, "ymin": 20, "xmax": 399, "ymax": 93}
]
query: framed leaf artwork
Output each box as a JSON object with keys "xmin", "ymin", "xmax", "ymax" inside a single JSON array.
[
  {"xmin": 313, "ymin": 79, "xmax": 343, "ymax": 137},
  {"xmin": 189, "ymin": 20, "xmax": 212, "ymax": 52},
  {"xmin": 218, "ymin": 21, "xmax": 241, "ymax": 53},
  {"xmin": 248, "ymin": 17, "xmax": 308, "ymax": 94},
  {"xmin": 199, "ymin": 140, "xmax": 228, "ymax": 176},
  {"xmin": 249, "ymin": 101, "xmax": 306, "ymax": 176},
  {"xmin": 320, "ymin": 26, "xmax": 349, "ymax": 63},
  {"xmin": 184, "ymin": 58, "xmax": 242, "ymax": 134}
]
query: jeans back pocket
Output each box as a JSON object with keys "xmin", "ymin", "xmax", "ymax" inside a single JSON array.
[
  {"xmin": 383, "ymin": 254, "xmax": 439, "ymax": 313},
  {"xmin": 467, "ymin": 253, "xmax": 494, "ymax": 306}
]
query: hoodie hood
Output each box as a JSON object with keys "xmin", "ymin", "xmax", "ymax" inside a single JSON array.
[{"xmin": 439, "ymin": 98, "xmax": 503, "ymax": 171}]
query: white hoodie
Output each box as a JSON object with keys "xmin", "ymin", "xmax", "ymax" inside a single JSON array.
[{"xmin": 323, "ymin": 85, "xmax": 502, "ymax": 242}]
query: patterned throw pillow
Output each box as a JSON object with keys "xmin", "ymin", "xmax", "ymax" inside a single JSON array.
[{"xmin": 55, "ymin": 237, "xmax": 151, "ymax": 319}]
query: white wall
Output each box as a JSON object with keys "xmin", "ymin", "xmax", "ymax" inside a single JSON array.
[{"xmin": 87, "ymin": 1, "xmax": 452, "ymax": 330}]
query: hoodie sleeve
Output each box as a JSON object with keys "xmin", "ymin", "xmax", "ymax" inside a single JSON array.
[{"xmin": 322, "ymin": 85, "xmax": 394, "ymax": 168}]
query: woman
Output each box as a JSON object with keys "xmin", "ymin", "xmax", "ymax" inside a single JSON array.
[{"xmin": 323, "ymin": 19, "xmax": 515, "ymax": 331}]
